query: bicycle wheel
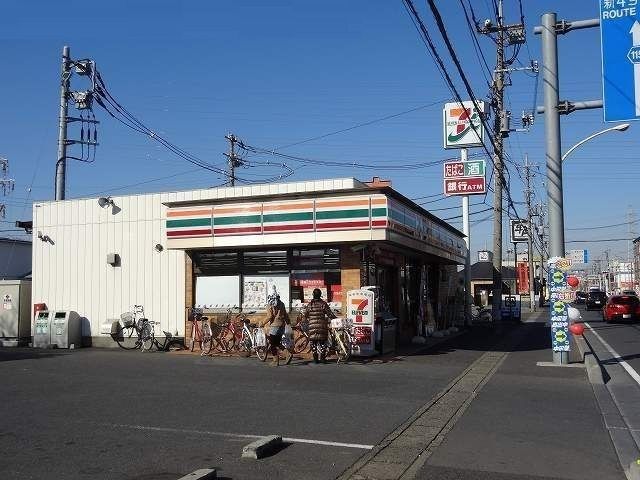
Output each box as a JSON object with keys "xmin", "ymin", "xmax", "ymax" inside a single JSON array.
[
  {"xmin": 336, "ymin": 331, "xmax": 351, "ymax": 363},
  {"xmin": 115, "ymin": 324, "xmax": 142, "ymax": 350},
  {"xmin": 257, "ymin": 336, "xmax": 270, "ymax": 362},
  {"xmin": 201, "ymin": 322, "xmax": 213, "ymax": 355},
  {"xmin": 141, "ymin": 323, "xmax": 155, "ymax": 352},
  {"xmin": 293, "ymin": 332, "xmax": 309, "ymax": 354},
  {"xmin": 222, "ymin": 325, "xmax": 239, "ymax": 352},
  {"xmin": 190, "ymin": 321, "xmax": 202, "ymax": 352}
]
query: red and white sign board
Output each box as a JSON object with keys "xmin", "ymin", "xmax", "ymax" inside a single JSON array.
[
  {"xmin": 347, "ymin": 289, "xmax": 375, "ymax": 325},
  {"xmin": 444, "ymin": 177, "xmax": 486, "ymax": 196},
  {"xmin": 347, "ymin": 289, "xmax": 376, "ymax": 357}
]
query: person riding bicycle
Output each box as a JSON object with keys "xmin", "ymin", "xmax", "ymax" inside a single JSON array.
[
  {"xmin": 263, "ymin": 288, "xmax": 292, "ymax": 366},
  {"xmin": 301, "ymin": 288, "xmax": 336, "ymax": 364}
]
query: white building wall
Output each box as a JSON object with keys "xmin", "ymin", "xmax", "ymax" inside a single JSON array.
[{"xmin": 32, "ymin": 193, "xmax": 186, "ymax": 339}]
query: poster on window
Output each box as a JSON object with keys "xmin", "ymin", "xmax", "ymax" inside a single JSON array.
[
  {"xmin": 244, "ymin": 274, "xmax": 290, "ymax": 309},
  {"xmin": 243, "ymin": 280, "xmax": 267, "ymax": 307}
]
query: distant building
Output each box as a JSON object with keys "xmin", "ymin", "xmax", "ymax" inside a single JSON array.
[
  {"xmin": 0, "ymin": 238, "xmax": 31, "ymax": 279},
  {"xmin": 459, "ymin": 260, "xmax": 516, "ymax": 307}
]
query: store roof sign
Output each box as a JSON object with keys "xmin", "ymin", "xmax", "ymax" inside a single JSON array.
[{"xmin": 443, "ymin": 100, "xmax": 486, "ymax": 149}]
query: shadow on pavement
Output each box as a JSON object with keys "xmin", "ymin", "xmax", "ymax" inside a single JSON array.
[{"xmin": 0, "ymin": 347, "xmax": 70, "ymax": 362}]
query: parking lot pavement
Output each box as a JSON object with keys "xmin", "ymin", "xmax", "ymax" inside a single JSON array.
[{"xmin": 0, "ymin": 332, "xmax": 490, "ymax": 480}]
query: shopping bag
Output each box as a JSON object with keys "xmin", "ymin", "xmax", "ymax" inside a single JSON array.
[{"xmin": 255, "ymin": 328, "xmax": 266, "ymax": 347}]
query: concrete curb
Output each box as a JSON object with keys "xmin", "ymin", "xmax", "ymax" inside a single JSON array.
[
  {"xmin": 176, "ymin": 468, "xmax": 217, "ymax": 479},
  {"xmin": 574, "ymin": 334, "xmax": 605, "ymax": 384},
  {"xmin": 241, "ymin": 435, "xmax": 282, "ymax": 459}
]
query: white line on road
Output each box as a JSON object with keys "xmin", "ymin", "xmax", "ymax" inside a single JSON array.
[
  {"xmin": 107, "ymin": 423, "xmax": 373, "ymax": 450},
  {"xmin": 585, "ymin": 322, "xmax": 640, "ymax": 386}
]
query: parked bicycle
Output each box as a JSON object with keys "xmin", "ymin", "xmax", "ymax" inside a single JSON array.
[
  {"xmin": 188, "ymin": 307, "xmax": 215, "ymax": 354},
  {"xmin": 327, "ymin": 317, "xmax": 353, "ymax": 363},
  {"xmin": 139, "ymin": 319, "xmax": 185, "ymax": 352},
  {"xmin": 112, "ymin": 305, "xmax": 149, "ymax": 350},
  {"xmin": 217, "ymin": 307, "xmax": 257, "ymax": 353},
  {"xmin": 112, "ymin": 305, "xmax": 183, "ymax": 352}
]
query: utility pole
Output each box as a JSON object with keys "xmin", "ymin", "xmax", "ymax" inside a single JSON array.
[
  {"xmin": 56, "ymin": 46, "xmax": 71, "ymax": 201},
  {"xmin": 477, "ymin": 0, "xmax": 525, "ymax": 322},
  {"xmin": 224, "ymin": 133, "xmax": 243, "ymax": 187},
  {"xmin": 524, "ymin": 155, "xmax": 536, "ymax": 311},
  {"xmin": 0, "ymin": 157, "xmax": 15, "ymax": 218}
]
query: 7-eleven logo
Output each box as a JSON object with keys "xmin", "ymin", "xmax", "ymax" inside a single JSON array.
[{"xmin": 351, "ymin": 298, "xmax": 369, "ymax": 323}]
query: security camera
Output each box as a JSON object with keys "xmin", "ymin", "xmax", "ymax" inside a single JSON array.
[{"xmin": 98, "ymin": 196, "xmax": 114, "ymax": 208}]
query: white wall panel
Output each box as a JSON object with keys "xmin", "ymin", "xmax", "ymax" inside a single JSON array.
[{"xmin": 32, "ymin": 192, "xmax": 186, "ymax": 340}]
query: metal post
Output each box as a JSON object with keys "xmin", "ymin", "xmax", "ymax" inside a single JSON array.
[
  {"xmin": 541, "ymin": 13, "xmax": 565, "ymax": 260},
  {"xmin": 541, "ymin": 12, "xmax": 567, "ymax": 365},
  {"xmin": 461, "ymin": 148, "xmax": 471, "ymax": 326},
  {"xmin": 55, "ymin": 45, "xmax": 71, "ymax": 201}
]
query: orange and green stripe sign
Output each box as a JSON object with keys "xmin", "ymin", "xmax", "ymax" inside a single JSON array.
[
  {"xmin": 371, "ymin": 196, "xmax": 388, "ymax": 229},
  {"xmin": 262, "ymin": 200, "xmax": 314, "ymax": 233},
  {"xmin": 166, "ymin": 207, "xmax": 212, "ymax": 238},
  {"xmin": 213, "ymin": 204, "xmax": 262, "ymax": 236},
  {"xmin": 315, "ymin": 197, "xmax": 371, "ymax": 231}
]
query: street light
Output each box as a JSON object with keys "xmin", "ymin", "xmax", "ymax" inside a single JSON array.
[{"xmin": 561, "ymin": 123, "xmax": 630, "ymax": 162}]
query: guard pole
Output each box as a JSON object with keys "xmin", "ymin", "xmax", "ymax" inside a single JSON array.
[
  {"xmin": 461, "ymin": 148, "xmax": 471, "ymax": 326},
  {"xmin": 541, "ymin": 12, "xmax": 568, "ymax": 365}
]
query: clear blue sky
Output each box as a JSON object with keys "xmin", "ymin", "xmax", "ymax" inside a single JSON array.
[{"xmin": 0, "ymin": 0, "xmax": 634, "ymax": 267}]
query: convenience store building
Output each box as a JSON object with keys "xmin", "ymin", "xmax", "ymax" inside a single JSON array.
[{"xmin": 31, "ymin": 177, "xmax": 466, "ymax": 347}]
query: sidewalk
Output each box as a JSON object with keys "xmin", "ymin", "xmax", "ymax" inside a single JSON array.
[{"xmin": 341, "ymin": 311, "xmax": 625, "ymax": 480}]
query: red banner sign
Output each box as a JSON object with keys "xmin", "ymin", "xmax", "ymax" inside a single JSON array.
[{"xmin": 444, "ymin": 177, "xmax": 486, "ymax": 196}]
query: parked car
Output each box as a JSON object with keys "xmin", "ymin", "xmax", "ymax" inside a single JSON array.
[
  {"xmin": 575, "ymin": 291, "xmax": 588, "ymax": 304},
  {"xmin": 621, "ymin": 289, "xmax": 637, "ymax": 296},
  {"xmin": 603, "ymin": 295, "xmax": 640, "ymax": 323},
  {"xmin": 586, "ymin": 291, "xmax": 607, "ymax": 310}
]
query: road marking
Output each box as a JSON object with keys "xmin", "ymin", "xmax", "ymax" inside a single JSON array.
[
  {"xmin": 585, "ymin": 322, "xmax": 640, "ymax": 386},
  {"xmin": 107, "ymin": 423, "xmax": 373, "ymax": 450}
]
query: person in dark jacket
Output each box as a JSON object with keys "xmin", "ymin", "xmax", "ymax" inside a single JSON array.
[
  {"xmin": 263, "ymin": 289, "xmax": 292, "ymax": 366},
  {"xmin": 302, "ymin": 288, "xmax": 336, "ymax": 364}
]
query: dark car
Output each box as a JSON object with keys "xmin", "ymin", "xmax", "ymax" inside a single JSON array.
[
  {"xmin": 586, "ymin": 291, "xmax": 607, "ymax": 310},
  {"xmin": 603, "ymin": 295, "xmax": 640, "ymax": 323},
  {"xmin": 575, "ymin": 291, "xmax": 588, "ymax": 304}
]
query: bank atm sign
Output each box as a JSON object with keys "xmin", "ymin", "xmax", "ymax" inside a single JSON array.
[{"xmin": 347, "ymin": 289, "xmax": 375, "ymax": 325}]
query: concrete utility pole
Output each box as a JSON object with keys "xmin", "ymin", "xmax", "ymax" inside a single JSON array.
[
  {"xmin": 224, "ymin": 133, "xmax": 242, "ymax": 187},
  {"xmin": 56, "ymin": 45, "xmax": 71, "ymax": 201},
  {"xmin": 524, "ymin": 155, "xmax": 536, "ymax": 311},
  {"xmin": 477, "ymin": 0, "xmax": 526, "ymax": 322},
  {"xmin": 461, "ymin": 148, "xmax": 471, "ymax": 326}
]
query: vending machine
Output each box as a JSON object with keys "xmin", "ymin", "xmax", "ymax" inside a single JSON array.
[{"xmin": 347, "ymin": 288, "xmax": 376, "ymax": 356}]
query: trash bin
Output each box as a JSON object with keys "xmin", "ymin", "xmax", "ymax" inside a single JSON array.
[
  {"xmin": 50, "ymin": 311, "xmax": 81, "ymax": 349},
  {"xmin": 375, "ymin": 312, "xmax": 397, "ymax": 355},
  {"xmin": 33, "ymin": 310, "xmax": 52, "ymax": 348}
]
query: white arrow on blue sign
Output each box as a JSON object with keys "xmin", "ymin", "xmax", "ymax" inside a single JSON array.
[{"xmin": 600, "ymin": 1, "xmax": 640, "ymax": 122}]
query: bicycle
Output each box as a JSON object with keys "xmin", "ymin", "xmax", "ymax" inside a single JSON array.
[
  {"xmin": 292, "ymin": 315, "xmax": 311, "ymax": 354},
  {"xmin": 471, "ymin": 305, "xmax": 493, "ymax": 323},
  {"xmin": 112, "ymin": 305, "xmax": 148, "ymax": 350},
  {"xmin": 188, "ymin": 307, "xmax": 213, "ymax": 353},
  {"xmin": 218, "ymin": 307, "xmax": 257, "ymax": 352},
  {"xmin": 260, "ymin": 326, "xmax": 294, "ymax": 365},
  {"xmin": 327, "ymin": 317, "xmax": 353, "ymax": 363},
  {"xmin": 140, "ymin": 319, "xmax": 185, "ymax": 352}
]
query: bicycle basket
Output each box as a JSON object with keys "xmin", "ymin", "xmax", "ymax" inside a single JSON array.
[
  {"xmin": 330, "ymin": 317, "xmax": 346, "ymax": 329},
  {"xmin": 120, "ymin": 312, "xmax": 135, "ymax": 327}
]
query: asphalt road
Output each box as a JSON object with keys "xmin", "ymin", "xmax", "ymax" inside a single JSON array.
[
  {"xmin": 0, "ymin": 333, "xmax": 489, "ymax": 480},
  {"xmin": 579, "ymin": 304, "xmax": 640, "ymax": 374}
]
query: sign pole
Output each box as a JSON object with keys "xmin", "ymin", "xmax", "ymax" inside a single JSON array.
[{"xmin": 461, "ymin": 148, "xmax": 471, "ymax": 326}]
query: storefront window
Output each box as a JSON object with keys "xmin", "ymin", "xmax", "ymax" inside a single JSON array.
[{"xmin": 195, "ymin": 275, "xmax": 240, "ymax": 308}]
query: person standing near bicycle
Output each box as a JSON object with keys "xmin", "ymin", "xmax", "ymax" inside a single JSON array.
[
  {"xmin": 301, "ymin": 288, "xmax": 336, "ymax": 364},
  {"xmin": 262, "ymin": 288, "xmax": 292, "ymax": 366}
]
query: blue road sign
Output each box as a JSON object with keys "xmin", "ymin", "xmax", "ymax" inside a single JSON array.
[{"xmin": 600, "ymin": 1, "xmax": 640, "ymax": 122}]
